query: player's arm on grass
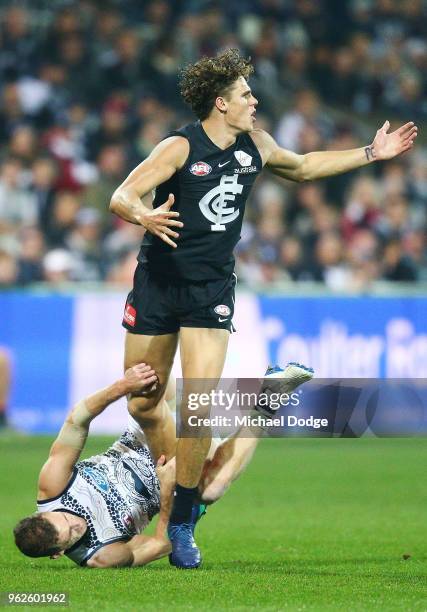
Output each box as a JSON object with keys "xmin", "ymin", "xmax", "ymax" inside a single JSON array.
[
  {"xmin": 251, "ymin": 122, "xmax": 417, "ymax": 182},
  {"xmin": 86, "ymin": 456, "xmax": 175, "ymax": 568},
  {"xmin": 109, "ymin": 136, "xmax": 189, "ymax": 247},
  {"xmin": 37, "ymin": 364, "xmax": 157, "ymax": 499}
]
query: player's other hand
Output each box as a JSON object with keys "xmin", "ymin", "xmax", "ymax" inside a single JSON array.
[
  {"xmin": 141, "ymin": 193, "xmax": 183, "ymax": 248},
  {"xmin": 123, "ymin": 363, "xmax": 158, "ymax": 394},
  {"xmin": 372, "ymin": 120, "xmax": 418, "ymax": 160}
]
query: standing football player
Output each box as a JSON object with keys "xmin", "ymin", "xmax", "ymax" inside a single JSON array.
[{"xmin": 109, "ymin": 48, "xmax": 417, "ymax": 568}]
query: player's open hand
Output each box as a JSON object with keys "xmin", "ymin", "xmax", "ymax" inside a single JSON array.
[
  {"xmin": 123, "ymin": 363, "xmax": 158, "ymax": 394},
  {"xmin": 141, "ymin": 193, "xmax": 183, "ymax": 248},
  {"xmin": 372, "ymin": 120, "xmax": 418, "ymax": 160}
]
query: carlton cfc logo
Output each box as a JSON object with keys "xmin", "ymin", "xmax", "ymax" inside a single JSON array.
[
  {"xmin": 199, "ymin": 174, "xmax": 243, "ymax": 231},
  {"xmin": 190, "ymin": 161, "xmax": 212, "ymax": 176}
]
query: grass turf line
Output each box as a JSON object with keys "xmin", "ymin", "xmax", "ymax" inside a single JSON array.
[{"xmin": 1, "ymin": 435, "xmax": 426, "ymax": 611}]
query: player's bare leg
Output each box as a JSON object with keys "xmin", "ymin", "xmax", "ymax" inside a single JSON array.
[
  {"xmin": 199, "ymin": 435, "xmax": 259, "ymax": 504},
  {"xmin": 197, "ymin": 361, "xmax": 314, "ymax": 504},
  {"xmin": 179, "ymin": 434, "xmax": 260, "ymax": 540},
  {"xmin": 125, "ymin": 332, "xmax": 178, "ymax": 462},
  {"xmin": 195, "ymin": 414, "xmax": 271, "ymax": 507},
  {"xmin": 164, "ymin": 373, "xmax": 176, "ymax": 413},
  {"xmin": 193, "ymin": 362, "xmax": 315, "ymax": 511},
  {"xmin": 168, "ymin": 327, "xmax": 229, "ymax": 569},
  {"xmin": 177, "ymin": 327, "xmax": 229, "ymax": 487}
]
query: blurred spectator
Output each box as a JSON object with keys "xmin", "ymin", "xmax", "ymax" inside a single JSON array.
[
  {"xmin": 0, "ymin": 250, "xmax": 19, "ymax": 286},
  {"xmin": 346, "ymin": 228, "xmax": 381, "ymax": 290},
  {"xmin": 103, "ymin": 221, "xmax": 145, "ymax": 275},
  {"xmin": 0, "ymin": 83, "xmax": 27, "ymax": 142},
  {"xmin": 342, "ymin": 176, "xmax": 381, "ymax": 241},
  {"xmin": 8, "ymin": 126, "xmax": 38, "ymax": 166},
  {"xmin": 382, "ymin": 239, "xmax": 418, "ymax": 281},
  {"xmin": 45, "ymin": 191, "xmax": 80, "ymax": 247},
  {"xmin": 66, "ymin": 208, "xmax": 103, "ymax": 281},
  {"xmin": 275, "ymin": 89, "xmax": 332, "ymax": 152},
  {"xmin": 313, "ymin": 231, "xmax": 350, "ymax": 291},
  {"xmin": 279, "ymin": 236, "xmax": 310, "ymax": 281},
  {"xmin": 99, "ymin": 28, "xmax": 143, "ymax": 99},
  {"xmin": 107, "ymin": 249, "xmax": 139, "ymax": 286},
  {"xmin": 87, "ymin": 102, "xmax": 129, "ymax": 161},
  {"xmin": 0, "ymin": 6, "xmax": 35, "ymax": 80},
  {"xmin": 43, "ymin": 248, "xmax": 75, "ymax": 284},
  {"xmin": 30, "ymin": 156, "xmax": 58, "ymax": 232},
  {"xmin": 0, "ymin": 158, "xmax": 37, "ymax": 232},
  {"xmin": 403, "ymin": 229, "xmax": 426, "ymax": 274},
  {"xmin": 17, "ymin": 227, "xmax": 45, "ymax": 285},
  {"xmin": 84, "ymin": 145, "xmax": 126, "ymax": 230}
]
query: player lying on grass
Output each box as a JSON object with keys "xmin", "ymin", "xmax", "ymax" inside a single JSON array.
[{"xmin": 13, "ymin": 362, "xmax": 313, "ymax": 568}]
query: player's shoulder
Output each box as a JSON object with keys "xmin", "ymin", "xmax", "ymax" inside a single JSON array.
[
  {"xmin": 249, "ymin": 128, "xmax": 276, "ymax": 147},
  {"xmin": 150, "ymin": 134, "xmax": 190, "ymax": 166},
  {"xmin": 248, "ymin": 129, "xmax": 278, "ymax": 165},
  {"xmin": 154, "ymin": 134, "xmax": 190, "ymax": 152}
]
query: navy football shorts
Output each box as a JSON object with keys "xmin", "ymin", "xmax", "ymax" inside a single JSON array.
[{"xmin": 122, "ymin": 264, "xmax": 236, "ymax": 335}]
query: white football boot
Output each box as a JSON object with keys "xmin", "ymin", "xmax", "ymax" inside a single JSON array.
[{"xmin": 256, "ymin": 362, "xmax": 314, "ymax": 417}]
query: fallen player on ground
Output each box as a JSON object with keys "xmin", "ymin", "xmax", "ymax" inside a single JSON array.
[{"xmin": 14, "ymin": 362, "xmax": 313, "ymax": 568}]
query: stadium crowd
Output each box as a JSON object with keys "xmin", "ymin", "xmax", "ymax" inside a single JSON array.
[{"xmin": 0, "ymin": 0, "xmax": 426, "ymax": 291}]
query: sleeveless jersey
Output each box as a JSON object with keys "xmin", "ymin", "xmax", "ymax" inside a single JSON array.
[
  {"xmin": 138, "ymin": 121, "xmax": 262, "ymax": 281},
  {"xmin": 37, "ymin": 430, "xmax": 160, "ymax": 566}
]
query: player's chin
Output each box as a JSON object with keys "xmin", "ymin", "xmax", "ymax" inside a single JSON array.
[{"xmin": 241, "ymin": 120, "xmax": 255, "ymax": 133}]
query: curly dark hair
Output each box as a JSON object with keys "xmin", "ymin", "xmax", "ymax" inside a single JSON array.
[
  {"xmin": 180, "ymin": 48, "xmax": 254, "ymax": 120},
  {"xmin": 14, "ymin": 514, "xmax": 61, "ymax": 558}
]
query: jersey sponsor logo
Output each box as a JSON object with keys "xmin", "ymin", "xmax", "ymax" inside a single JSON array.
[
  {"xmin": 199, "ymin": 175, "xmax": 243, "ymax": 231},
  {"xmin": 234, "ymin": 166, "xmax": 258, "ymax": 174},
  {"xmin": 214, "ymin": 304, "xmax": 231, "ymax": 317},
  {"xmin": 123, "ymin": 303, "xmax": 136, "ymax": 327},
  {"xmin": 234, "ymin": 150, "xmax": 252, "ymax": 167},
  {"xmin": 218, "ymin": 160, "xmax": 231, "ymax": 168},
  {"xmin": 83, "ymin": 467, "xmax": 109, "ymax": 493},
  {"xmin": 190, "ymin": 161, "xmax": 212, "ymax": 176}
]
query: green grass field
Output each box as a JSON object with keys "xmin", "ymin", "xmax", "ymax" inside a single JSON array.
[{"xmin": 1, "ymin": 435, "xmax": 426, "ymax": 611}]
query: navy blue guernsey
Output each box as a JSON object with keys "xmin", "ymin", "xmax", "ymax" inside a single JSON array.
[{"xmin": 138, "ymin": 121, "xmax": 262, "ymax": 281}]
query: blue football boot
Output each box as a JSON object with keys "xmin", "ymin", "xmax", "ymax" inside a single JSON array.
[
  {"xmin": 256, "ymin": 362, "xmax": 314, "ymax": 417},
  {"xmin": 168, "ymin": 521, "xmax": 202, "ymax": 569}
]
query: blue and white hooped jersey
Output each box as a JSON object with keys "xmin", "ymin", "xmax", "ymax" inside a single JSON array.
[{"xmin": 37, "ymin": 429, "xmax": 160, "ymax": 566}]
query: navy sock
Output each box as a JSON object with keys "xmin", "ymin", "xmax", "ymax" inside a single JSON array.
[{"xmin": 169, "ymin": 484, "xmax": 198, "ymax": 525}]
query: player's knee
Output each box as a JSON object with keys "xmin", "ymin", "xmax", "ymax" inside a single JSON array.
[
  {"xmin": 127, "ymin": 393, "xmax": 162, "ymax": 422},
  {"xmin": 200, "ymin": 479, "xmax": 229, "ymax": 505}
]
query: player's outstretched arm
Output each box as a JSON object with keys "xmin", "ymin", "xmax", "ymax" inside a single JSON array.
[
  {"xmin": 38, "ymin": 364, "xmax": 157, "ymax": 499},
  {"xmin": 109, "ymin": 136, "xmax": 188, "ymax": 247},
  {"xmin": 254, "ymin": 122, "xmax": 417, "ymax": 182}
]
